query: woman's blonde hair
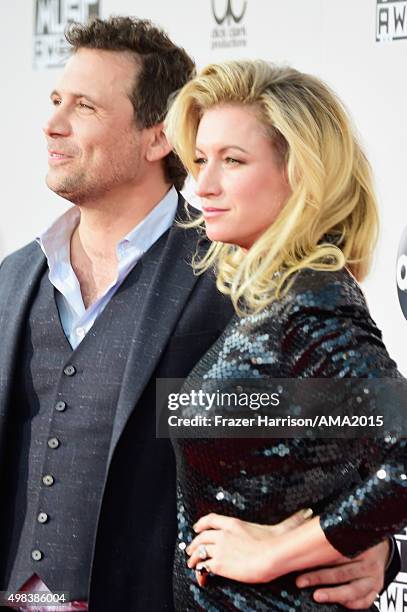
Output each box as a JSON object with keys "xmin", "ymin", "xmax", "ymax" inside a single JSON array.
[{"xmin": 165, "ymin": 60, "xmax": 379, "ymax": 315}]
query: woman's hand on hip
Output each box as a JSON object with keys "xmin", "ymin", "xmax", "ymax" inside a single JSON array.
[{"xmin": 186, "ymin": 508, "xmax": 313, "ymax": 586}]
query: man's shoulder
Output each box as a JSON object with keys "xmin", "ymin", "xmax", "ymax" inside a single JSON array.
[{"xmin": 0, "ymin": 241, "xmax": 44, "ymax": 273}]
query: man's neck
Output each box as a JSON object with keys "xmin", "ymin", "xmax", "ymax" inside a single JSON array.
[
  {"xmin": 74, "ymin": 182, "xmax": 171, "ymax": 259},
  {"xmin": 69, "ymin": 180, "xmax": 171, "ymax": 308}
]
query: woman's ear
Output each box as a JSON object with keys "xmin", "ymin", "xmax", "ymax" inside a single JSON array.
[{"xmin": 145, "ymin": 122, "xmax": 172, "ymax": 162}]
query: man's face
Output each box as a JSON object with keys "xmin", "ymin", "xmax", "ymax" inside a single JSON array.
[{"xmin": 44, "ymin": 48, "xmax": 148, "ymax": 204}]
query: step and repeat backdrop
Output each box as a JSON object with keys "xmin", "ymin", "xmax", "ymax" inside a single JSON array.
[{"xmin": 1, "ymin": 1, "xmax": 406, "ymax": 609}]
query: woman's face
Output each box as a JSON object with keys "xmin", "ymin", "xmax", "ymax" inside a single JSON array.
[{"xmin": 194, "ymin": 104, "xmax": 291, "ymax": 249}]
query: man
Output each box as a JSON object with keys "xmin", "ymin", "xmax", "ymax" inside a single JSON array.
[{"xmin": 0, "ymin": 16, "xmax": 399, "ymax": 612}]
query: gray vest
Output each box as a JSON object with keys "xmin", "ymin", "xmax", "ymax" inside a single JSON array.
[{"xmin": 5, "ymin": 235, "xmax": 167, "ymax": 600}]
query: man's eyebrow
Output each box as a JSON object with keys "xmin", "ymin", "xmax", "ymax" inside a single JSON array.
[{"xmin": 50, "ymin": 89, "xmax": 100, "ymax": 106}]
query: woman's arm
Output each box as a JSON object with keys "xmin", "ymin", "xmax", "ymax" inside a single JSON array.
[
  {"xmin": 269, "ymin": 516, "xmax": 344, "ymax": 576},
  {"xmin": 186, "ymin": 512, "xmax": 392, "ymax": 608},
  {"xmin": 280, "ymin": 276, "xmax": 407, "ymax": 558},
  {"xmin": 186, "ymin": 513, "xmax": 345, "ymax": 583}
]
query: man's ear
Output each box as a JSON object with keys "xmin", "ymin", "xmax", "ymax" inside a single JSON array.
[{"xmin": 145, "ymin": 122, "xmax": 172, "ymax": 162}]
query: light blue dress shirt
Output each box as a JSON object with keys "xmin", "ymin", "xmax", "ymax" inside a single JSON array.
[{"xmin": 36, "ymin": 187, "xmax": 178, "ymax": 349}]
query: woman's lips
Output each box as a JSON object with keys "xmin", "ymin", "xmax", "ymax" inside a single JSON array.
[{"xmin": 202, "ymin": 207, "xmax": 229, "ymax": 218}]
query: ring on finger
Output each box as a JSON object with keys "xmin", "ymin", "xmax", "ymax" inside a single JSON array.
[
  {"xmin": 198, "ymin": 544, "xmax": 209, "ymax": 560},
  {"xmin": 196, "ymin": 562, "xmax": 211, "ymax": 575}
]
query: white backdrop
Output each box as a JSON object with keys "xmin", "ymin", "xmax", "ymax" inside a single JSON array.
[{"xmin": 1, "ymin": 2, "xmax": 406, "ymax": 608}]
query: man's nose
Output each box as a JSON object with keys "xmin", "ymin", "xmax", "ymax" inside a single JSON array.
[
  {"xmin": 43, "ymin": 105, "xmax": 71, "ymax": 138},
  {"xmin": 195, "ymin": 164, "xmax": 222, "ymax": 198}
]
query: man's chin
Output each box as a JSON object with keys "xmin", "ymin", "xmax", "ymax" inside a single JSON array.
[{"xmin": 45, "ymin": 175, "xmax": 80, "ymax": 203}]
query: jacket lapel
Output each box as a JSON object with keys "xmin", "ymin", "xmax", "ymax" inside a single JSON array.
[
  {"xmin": 0, "ymin": 243, "xmax": 46, "ymax": 413},
  {"xmin": 108, "ymin": 200, "xmax": 203, "ymax": 459}
]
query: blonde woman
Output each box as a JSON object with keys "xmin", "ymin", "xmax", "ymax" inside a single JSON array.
[{"xmin": 165, "ymin": 61, "xmax": 406, "ymax": 610}]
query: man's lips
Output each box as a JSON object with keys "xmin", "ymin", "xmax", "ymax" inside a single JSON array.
[
  {"xmin": 202, "ymin": 207, "xmax": 229, "ymax": 218},
  {"xmin": 48, "ymin": 150, "xmax": 73, "ymax": 164}
]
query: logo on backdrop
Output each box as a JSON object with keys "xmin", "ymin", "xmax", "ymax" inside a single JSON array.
[
  {"xmin": 397, "ymin": 226, "xmax": 407, "ymax": 321},
  {"xmin": 212, "ymin": 0, "xmax": 247, "ymax": 25},
  {"xmin": 376, "ymin": 0, "xmax": 407, "ymax": 42},
  {"xmin": 210, "ymin": 0, "xmax": 248, "ymax": 50},
  {"xmin": 33, "ymin": 0, "xmax": 100, "ymax": 69},
  {"xmin": 377, "ymin": 529, "xmax": 407, "ymax": 610}
]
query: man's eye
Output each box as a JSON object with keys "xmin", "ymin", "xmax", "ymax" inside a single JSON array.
[
  {"xmin": 79, "ymin": 102, "xmax": 94, "ymax": 110},
  {"xmin": 51, "ymin": 99, "xmax": 61, "ymax": 106}
]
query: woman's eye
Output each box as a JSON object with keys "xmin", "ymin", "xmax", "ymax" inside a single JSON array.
[
  {"xmin": 225, "ymin": 157, "xmax": 241, "ymax": 165},
  {"xmin": 193, "ymin": 157, "xmax": 207, "ymax": 166},
  {"xmin": 51, "ymin": 98, "xmax": 61, "ymax": 106}
]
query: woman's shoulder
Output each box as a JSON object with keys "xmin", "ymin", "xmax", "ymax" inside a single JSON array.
[
  {"xmin": 281, "ymin": 267, "xmax": 368, "ymax": 315},
  {"xmin": 233, "ymin": 267, "xmax": 402, "ymax": 377},
  {"xmin": 202, "ymin": 267, "xmax": 402, "ymax": 379},
  {"xmin": 276, "ymin": 268, "xmax": 402, "ymax": 377},
  {"xmin": 237, "ymin": 267, "xmax": 370, "ymax": 334}
]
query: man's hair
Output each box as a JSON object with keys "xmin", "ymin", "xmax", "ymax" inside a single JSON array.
[
  {"xmin": 166, "ymin": 60, "xmax": 379, "ymax": 314},
  {"xmin": 65, "ymin": 16, "xmax": 195, "ymax": 190}
]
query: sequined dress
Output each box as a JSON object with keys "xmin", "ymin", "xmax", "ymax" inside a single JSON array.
[{"xmin": 171, "ymin": 268, "xmax": 407, "ymax": 611}]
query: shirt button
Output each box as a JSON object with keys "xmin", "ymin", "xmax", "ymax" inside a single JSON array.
[
  {"xmin": 55, "ymin": 401, "xmax": 67, "ymax": 412},
  {"xmin": 63, "ymin": 365, "xmax": 76, "ymax": 377},
  {"xmin": 76, "ymin": 327, "xmax": 85, "ymax": 338},
  {"xmin": 31, "ymin": 549, "xmax": 43, "ymax": 561},
  {"xmin": 37, "ymin": 512, "xmax": 49, "ymax": 524},
  {"xmin": 47, "ymin": 437, "xmax": 60, "ymax": 449},
  {"xmin": 42, "ymin": 474, "xmax": 54, "ymax": 486}
]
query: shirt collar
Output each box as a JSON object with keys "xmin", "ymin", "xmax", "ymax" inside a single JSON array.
[
  {"xmin": 36, "ymin": 206, "xmax": 80, "ymax": 272},
  {"xmin": 36, "ymin": 186, "xmax": 179, "ymax": 269},
  {"xmin": 116, "ymin": 186, "xmax": 178, "ymax": 261}
]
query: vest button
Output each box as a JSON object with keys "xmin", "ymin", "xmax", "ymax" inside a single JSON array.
[
  {"xmin": 37, "ymin": 512, "xmax": 49, "ymax": 524},
  {"xmin": 47, "ymin": 437, "xmax": 60, "ymax": 449},
  {"xmin": 31, "ymin": 549, "xmax": 43, "ymax": 561},
  {"xmin": 55, "ymin": 401, "xmax": 67, "ymax": 412},
  {"xmin": 63, "ymin": 365, "xmax": 76, "ymax": 377},
  {"xmin": 42, "ymin": 474, "xmax": 54, "ymax": 486}
]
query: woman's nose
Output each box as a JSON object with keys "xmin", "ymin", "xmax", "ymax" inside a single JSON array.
[{"xmin": 195, "ymin": 165, "xmax": 222, "ymax": 198}]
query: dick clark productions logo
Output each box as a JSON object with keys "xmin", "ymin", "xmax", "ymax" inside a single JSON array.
[
  {"xmin": 397, "ymin": 226, "xmax": 407, "ymax": 320},
  {"xmin": 210, "ymin": 0, "xmax": 247, "ymax": 49},
  {"xmin": 212, "ymin": 0, "xmax": 247, "ymax": 24}
]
